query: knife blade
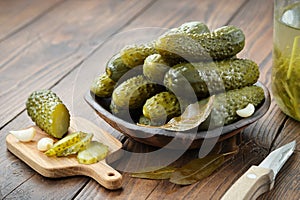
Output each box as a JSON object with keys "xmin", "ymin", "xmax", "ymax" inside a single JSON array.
[{"xmin": 221, "ymin": 140, "xmax": 296, "ymax": 200}]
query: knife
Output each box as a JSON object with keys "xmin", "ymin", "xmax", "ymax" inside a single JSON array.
[{"xmin": 221, "ymin": 140, "xmax": 296, "ymax": 200}]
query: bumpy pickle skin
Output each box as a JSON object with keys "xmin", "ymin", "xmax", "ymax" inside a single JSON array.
[
  {"xmin": 45, "ymin": 131, "xmax": 88, "ymax": 156},
  {"xmin": 90, "ymin": 73, "xmax": 116, "ymax": 98},
  {"xmin": 142, "ymin": 91, "xmax": 181, "ymax": 125},
  {"xmin": 56, "ymin": 133, "xmax": 93, "ymax": 157},
  {"xmin": 155, "ymin": 21, "xmax": 210, "ymax": 64},
  {"xmin": 164, "ymin": 58, "xmax": 259, "ymax": 100},
  {"xmin": 120, "ymin": 22, "xmax": 210, "ymax": 68},
  {"xmin": 155, "ymin": 25, "xmax": 245, "ymax": 62},
  {"xmin": 174, "ymin": 21, "xmax": 210, "ymax": 35},
  {"xmin": 143, "ymin": 54, "xmax": 171, "ymax": 84},
  {"xmin": 26, "ymin": 90, "xmax": 70, "ymax": 139},
  {"xmin": 199, "ymin": 85, "xmax": 265, "ymax": 130},
  {"xmin": 105, "ymin": 54, "xmax": 131, "ymax": 82},
  {"xmin": 110, "ymin": 75, "xmax": 164, "ymax": 115},
  {"xmin": 120, "ymin": 42, "xmax": 157, "ymax": 68}
]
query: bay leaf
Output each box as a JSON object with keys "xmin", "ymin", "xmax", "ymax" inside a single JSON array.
[
  {"xmin": 138, "ymin": 95, "xmax": 215, "ymax": 131},
  {"xmin": 169, "ymin": 154, "xmax": 224, "ymax": 185},
  {"xmin": 130, "ymin": 166, "xmax": 176, "ymax": 180}
]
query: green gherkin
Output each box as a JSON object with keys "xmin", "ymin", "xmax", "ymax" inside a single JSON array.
[
  {"xmin": 164, "ymin": 21, "xmax": 210, "ymax": 36},
  {"xmin": 139, "ymin": 115, "xmax": 153, "ymax": 126},
  {"xmin": 26, "ymin": 90, "xmax": 70, "ymax": 138},
  {"xmin": 143, "ymin": 91, "xmax": 181, "ymax": 125},
  {"xmin": 199, "ymin": 85, "xmax": 265, "ymax": 129},
  {"xmin": 143, "ymin": 54, "xmax": 171, "ymax": 84},
  {"xmin": 155, "ymin": 26, "xmax": 245, "ymax": 62},
  {"xmin": 156, "ymin": 21, "xmax": 210, "ymax": 65},
  {"xmin": 90, "ymin": 73, "xmax": 116, "ymax": 98},
  {"xmin": 120, "ymin": 42, "xmax": 157, "ymax": 68},
  {"xmin": 110, "ymin": 75, "xmax": 163, "ymax": 115},
  {"xmin": 173, "ymin": 21, "xmax": 210, "ymax": 35},
  {"xmin": 164, "ymin": 58, "xmax": 259, "ymax": 100},
  {"xmin": 105, "ymin": 54, "xmax": 131, "ymax": 82}
]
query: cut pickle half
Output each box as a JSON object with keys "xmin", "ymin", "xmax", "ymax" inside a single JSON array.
[{"xmin": 26, "ymin": 90, "xmax": 70, "ymax": 139}]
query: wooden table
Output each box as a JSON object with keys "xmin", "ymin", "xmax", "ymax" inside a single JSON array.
[{"xmin": 0, "ymin": 0, "xmax": 299, "ymax": 199}]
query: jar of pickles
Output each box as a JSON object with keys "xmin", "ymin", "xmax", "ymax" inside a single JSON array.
[{"xmin": 272, "ymin": 0, "xmax": 300, "ymax": 121}]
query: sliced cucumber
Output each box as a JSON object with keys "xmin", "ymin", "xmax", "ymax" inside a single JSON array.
[
  {"xmin": 45, "ymin": 131, "xmax": 87, "ymax": 156},
  {"xmin": 56, "ymin": 133, "xmax": 93, "ymax": 157},
  {"xmin": 77, "ymin": 141, "xmax": 109, "ymax": 164}
]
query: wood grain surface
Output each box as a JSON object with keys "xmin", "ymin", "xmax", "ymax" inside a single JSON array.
[{"xmin": 0, "ymin": 0, "xmax": 299, "ymax": 199}]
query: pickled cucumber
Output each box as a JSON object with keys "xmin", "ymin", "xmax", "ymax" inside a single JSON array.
[
  {"xmin": 105, "ymin": 54, "xmax": 131, "ymax": 82},
  {"xmin": 45, "ymin": 131, "xmax": 88, "ymax": 156},
  {"xmin": 90, "ymin": 73, "xmax": 116, "ymax": 98},
  {"xmin": 173, "ymin": 21, "xmax": 210, "ymax": 35},
  {"xmin": 77, "ymin": 141, "xmax": 109, "ymax": 164},
  {"xmin": 138, "ymin": 115, "xmax": 153, "ymax": 125},
  {"xmin": 155, "ymin": 25, "xmax": 245, "ymax": 62},
  {"xmin": 120, "ymin": 42, "xmax": 157, "ymax": 68},
  {"xmin": 110, "ymin": 75, "xmax": 164, "ymax": 115},
  {"xmin": 143, "ymin": 54, "xmax": 171, "ymax": 84},
  {"xmin": 164, "ymin": 58, "xmax": 259, "ymax": 100},
  {"xmin": 56, "ymin": 133, "xmax": 93, "ymax": 157},
  {"xmin": 143, "ymin": 91, "xmax": 181, "ymax": 125},
  {"xmin": 199, "ymin": 85, "xmax": 265, "ymax": 129},
  {"xmin": 26, "ymin": 90, "xmax": 70, "ymax": 138}
]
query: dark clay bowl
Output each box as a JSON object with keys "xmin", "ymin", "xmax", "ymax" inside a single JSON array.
[{"xmin": 85, "ymin": 82, "xmax": 271, "ymax": 149}]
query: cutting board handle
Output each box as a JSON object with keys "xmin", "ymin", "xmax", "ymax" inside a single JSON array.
[{"xmin": 82, "ymin": 161, "xmax": 122, "ymax": 190}]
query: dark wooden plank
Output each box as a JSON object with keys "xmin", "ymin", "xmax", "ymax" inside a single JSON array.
[
  {"xmin": 1, "ymin": 0, "xmax": 248, "ymax": 198},
  {"xmin": 272, "ymin": 118, "xmax": 300, "ymax": 152},
  {"xmin": 0, "ymin": 0, "xmax": 155, "ymax": 129},
  {"xmin": 0, "ymin": 0, "xmax": 157, "ymax": 198},
  {"xmin": 123, "ymin": 0, "xmax": 246, "ymax": 30},
  {"xmin": 0, "ymin": 112, "xmax": 36, "ymax": 198},
  {"xmin": 0, "ymin": 0, "xmax": 64, "ymax": 41},
  {"xmin": 3, "ymin": 0, "xmax": 296, "ymax": 199},
  {"xmin": 4, "ymin": 174, "xmax": 88, "ymax": 200}
]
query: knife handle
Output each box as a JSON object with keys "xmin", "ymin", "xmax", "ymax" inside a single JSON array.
[{"xmin": 221, "ymin": 166, "xmax": 274, "ymax": 200}]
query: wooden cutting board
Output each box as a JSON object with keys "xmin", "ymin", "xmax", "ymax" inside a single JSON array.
[{"xmin": 6, "ymin": 117, "xmax": 123, "ymax": 190}]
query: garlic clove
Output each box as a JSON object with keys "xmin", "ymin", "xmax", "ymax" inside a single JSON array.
[
  {"xmin": 236, "ymin": 103, "xmax": 255, "ymax": 118},
  {"xmin": 37, "ymin": 138, "xmax": 54, "ymax": 152},
  {"xmin": 10, "ymin": 127, "xmax": 36, "ymax": 142}
]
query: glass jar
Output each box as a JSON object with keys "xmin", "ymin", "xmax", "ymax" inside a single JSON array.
[{"xmin": 272, "ymin": 0, "xmax": 300, "ymax": 121}]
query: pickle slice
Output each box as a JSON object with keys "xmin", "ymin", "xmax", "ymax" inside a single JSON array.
[
  {"xmin": 45, "ymin": 131, "xmax": 87, "ymax": 156},
  {"xmin": 77, "ymin": 141, "xmax": 109, "ymax": 164},
  {"xmin": 56, "ymin": 133, "xmax": 93, "ymax": 157}
]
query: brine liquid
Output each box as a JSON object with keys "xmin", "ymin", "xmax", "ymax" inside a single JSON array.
[{"xmin": 272, "ymin": 2, "xmax": 300, "ymax": 121}]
